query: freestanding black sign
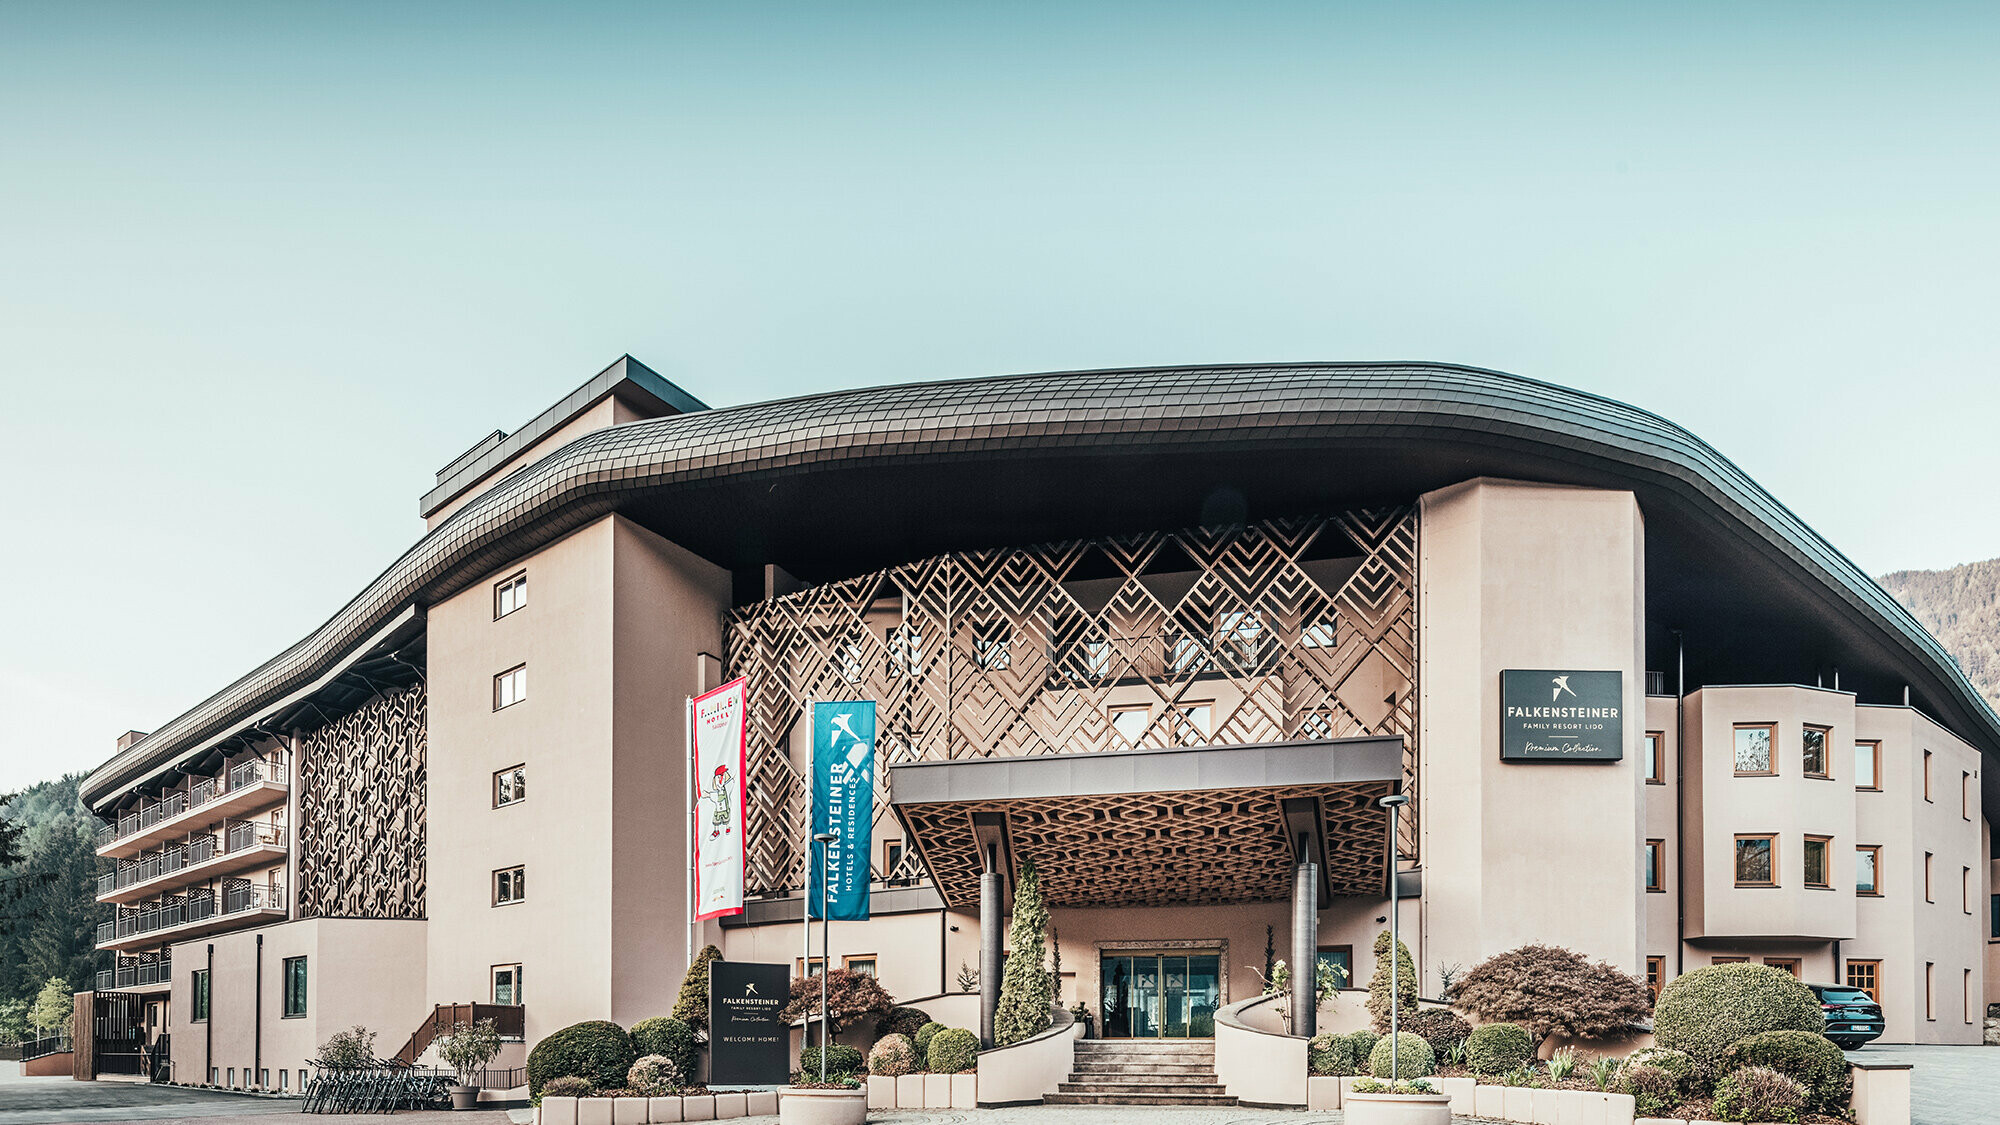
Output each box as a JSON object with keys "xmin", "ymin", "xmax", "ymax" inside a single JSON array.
[
  {"xmin": 1500, "ymin": 669, "xmax": 1624, "ymax": 762},
  {"xmin": 709, "ymin": 961, "xmax": 790, "ymax": 1086}
]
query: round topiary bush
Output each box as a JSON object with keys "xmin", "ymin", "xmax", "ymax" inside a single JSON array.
[
  {"xmin": 630, "ymin": 1017, "xmax": 699, "ymax": 1087},
  {"xmin": 925, "ymin": 1027, "xmax": 979, "ymax": 1074},
  {"xmin": 528, "ymin": 1020, "xmax": 636, "ymax": 1097},
  {"xmin": 1403, "ymin": 1008, "xmax": 1473, "ymax": 1054},
  {"xmin": 914, "ymin": 1021, "xmax": 947, "ymax": 1059},
  {"xmin": 876, "ymin": 1006, "xmax": 932, "ymax": 1040},
  {"xmin": 627, "ymin": 1055, "xmax": 682, "ymax": 1096},
  {"xmin": 1711, "ymin": 1065, "xmax": 1808, "ymax": 1124},
  {"xmin": 1653, "ymin": 964, "xmax": 1822, "ymax": 1080},
  {"xmin": 867, "ymin": 1034, "xmax": 917, "ymax": 1077},
  {"xmin": 1627, "ymin": 1046, "xmax": 1694, "ymax": 1088},
  {"xmin": 1620, "ymin": 1063, "xmax": 1677, "ymax": 1118},
  {"xmin": 1464, "ymin": 1022, "xmax": 1533, "ymax": 1076},
  {"xmin": 1719, "ymin": 1030, "xmax": 1849, "ymax": 1113},
  {"xmin": 1368, "ymin": 1031, "xmax": 1434, "ymax": 1080},
  {"xmin": 798, "ymin": 1043, "xmax": 864, "ymax": 1078},
  {"xmin": 1307, "ymin": 1033, "xmax": 1354, "ymax": 1077}
]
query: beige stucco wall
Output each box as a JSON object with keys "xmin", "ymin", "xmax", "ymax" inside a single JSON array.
[
  {"xmin": 1418, "ymin": 478, "xmax": 1647, "ymax": 986},
  {"xmin": 427, "ymin": 513, "xmax": 728, "ymax": 1045},
  {"xmin": 170, "ymin": 918, "xmax": 426, "ymax": 1089}
]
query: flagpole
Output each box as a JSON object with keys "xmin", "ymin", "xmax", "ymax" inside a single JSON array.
[{"xmin": 686, "ymin": 696, "xmax": 696, "ymax": 966}]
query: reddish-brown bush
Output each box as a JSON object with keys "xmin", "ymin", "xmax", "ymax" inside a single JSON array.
[{"xmin": 1452, "ymin": 944, "xmax": 1652, "ymax": 1045}]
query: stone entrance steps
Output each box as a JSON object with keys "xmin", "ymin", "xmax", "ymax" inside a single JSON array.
[{"xmin": 1044, "ymin": 1039, "xmax": 1235, "ymax": 1106}]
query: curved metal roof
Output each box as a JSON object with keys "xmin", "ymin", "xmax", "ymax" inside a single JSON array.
[{"xmin": 81, "ymin": 362, "xmax": 2000, "ymax": 809}]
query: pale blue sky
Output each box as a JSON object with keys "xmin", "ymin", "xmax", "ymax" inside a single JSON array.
[{"xmin": 4, "ymin": 2, "xmax": 1998, "ymax": 789}]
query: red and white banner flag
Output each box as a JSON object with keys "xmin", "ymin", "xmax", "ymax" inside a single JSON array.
[{"xmin": 692, "ymin": 677, "xmax": 748, "ymax": 920}]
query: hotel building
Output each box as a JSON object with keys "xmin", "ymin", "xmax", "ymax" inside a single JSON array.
[{"xmin": 78, "ymin": 358, "xmax": 1996, "ymax": 1091}]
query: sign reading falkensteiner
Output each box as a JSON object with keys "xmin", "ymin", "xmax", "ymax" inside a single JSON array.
[
  {"xmin": 810, "ymin": 700, "xmax": 874, "ymax": 921},
  {"xmin": 1500, "ymin": 669, "xmax": 1624, "ymax": 762},
  {"xmin": 692, "ymin": 677, "xmax": 749, "ymax": 920},
  {"xmin": 709, "ymin": 960, "xmax": 789, "ymax": 1085}
]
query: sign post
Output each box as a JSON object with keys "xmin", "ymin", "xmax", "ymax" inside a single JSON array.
[
  {"xmin": 708, "ymin": 962, "xmax": 790, "ymax": 1087},
  {"xmin": 1499, "ymin": 669, "xmax": 1625, "ymax": 762}
]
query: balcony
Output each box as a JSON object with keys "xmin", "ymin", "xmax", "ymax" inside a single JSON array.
[
  {"xmin": 96, "ymin": 759, "xmax": 288, "ymax": 860},
  {"xmin": 97, "ymin": 824, "xmax": 286, "ymax": 905},
  {"xmin": 96, "ymin": 883, "xmax": 286, "ymax": 953},
  {"xmin": 94, "ymin": 954, "xmax": 171, "ymax": 993}
]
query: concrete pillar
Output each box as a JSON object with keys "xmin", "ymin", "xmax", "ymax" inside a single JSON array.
[
  {"xmin": 979, "ymin": 868, "xmax": 1003, "ymax": 1048},
  {"xmin": 1291, "ymin": 858, "xmax": 1318, "ymax": 1036}
]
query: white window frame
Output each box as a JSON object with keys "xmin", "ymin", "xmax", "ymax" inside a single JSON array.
[
  {"xmin": 494, "ymin": 665, "xmax": 527, "ymax": 710},
  {"xmin": 494, "ymin": 572, "xmax": 527, "ymax": 619}
]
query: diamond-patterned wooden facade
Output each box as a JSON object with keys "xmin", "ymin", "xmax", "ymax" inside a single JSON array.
[
  {"xmin": 722, "ymin": 508, "xmax": 1418, "ymax": 898},
  {"xmin": 296, "ymin": 684, "xmax": 427, "ymax": 919}
]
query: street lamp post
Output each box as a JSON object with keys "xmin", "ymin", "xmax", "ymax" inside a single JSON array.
[
  {"xmin": 812, "ymin": 830, "xmax": 837, "ymax": 1083},
  {"xmin": 1377, "ymin": 793, "xmax": 1411, "ymax": 1082}
]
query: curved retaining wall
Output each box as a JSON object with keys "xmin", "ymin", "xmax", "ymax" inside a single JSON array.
[
  {"xmin": 1214, "ymin": 993, "xmax": 1306, "ymax": 1108},
  {"xmin": 974, "ymin": 1006, "xmax": 1077, "ymax": 1106}
]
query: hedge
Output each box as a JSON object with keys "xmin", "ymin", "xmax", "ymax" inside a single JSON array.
[
  {"xmin": 1719, "ymin": 1030, "xmax": 1849, "ymax": 1113},
  {"xmin": 527, "ymin": 1021, "xmax": 636, "ymax": 1097},
  {"xmin": 1402, "ymin": 1008, "xmax": 1473, "ymax": 1054},
  {"xmin": 1627, "ymin": 1046, "xmax": 1694, "ymax": 1089},
  {"xmin": 798, "ymin": 1044, "xmax": 864, "ymax": 1078},
  {"xmin": 1464, "ymin": 1022, "xmax": 1532, "ymax": 1076},
  {"xmin": 1368, "ymin": 1031, "xmax": 1434, "ymax": 1080},
  {"xmin": 1712, "ymin": 1065, "xmax": 1808, "ymax": 1124},
  {"xmin": 1653, "ymin": 964, "xmax": 1822, "ymax": 1079},
  {"xmin": 1621, "ymin": 1063, "xmax": 1677, "ymax": 1118},
  {"xmin": 1307, "ymin": 1033, "xmax": 1354, "ymax": 1077},
  {"xmin": 926, "ymin": 1028, "xmax": 979, "ymax": 1074},
  {"xmin": 630, "ymin": 1017, "xmax": 698, "ymax": 1086},
  {"xmin": 876, "ymin": 1006, "xmax": 932, "ymax": 1040}
]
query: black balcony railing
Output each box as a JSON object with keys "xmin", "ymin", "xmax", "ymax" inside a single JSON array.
[
  {"xmin": 99, "ymin": 826, "xmax": 278, "ymax": 899},
  {"xmin": 95, "ymin": 758, "xmax": 288, "ymax": 846},
  {"xmin": 103, "ymin": 885, "xmax": 284, "ymax": 943}
]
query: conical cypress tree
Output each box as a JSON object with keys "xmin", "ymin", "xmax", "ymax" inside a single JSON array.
[
  {"xmin": 674, "ymin": 944, "xmax": 724, "ymax": 1031},
  {"xmin": 993, "ymin": 859, "xmax": 1052, "ymax": 1046}
]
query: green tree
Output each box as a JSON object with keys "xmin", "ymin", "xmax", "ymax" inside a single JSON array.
[
  {"xmin": 993, "ymin": 858, "xmax": 1052, "ymax": 1046},
  {"xmin": 673, "ymin": 945, "xmax": 723, "ymax": 1032},
  {"xmin": 29, "ymin": 977, "xmax": 70, "ymax": 1034},
  {"xmin": 0, "ymin": 776, "xmax": 111, "ymax": 1009},
  {"xmin": 1365, "ymin": 930, "xmax": 1418, "ymax": 1034},
  {"xmin": 0, "ymin": 997, "xmax": 31, "ymax": 1042}
]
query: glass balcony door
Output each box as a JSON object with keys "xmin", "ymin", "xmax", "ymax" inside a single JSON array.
[{"xmin": 1099, "ymin": 952, "xmax": 1220, "ymax": 1038}]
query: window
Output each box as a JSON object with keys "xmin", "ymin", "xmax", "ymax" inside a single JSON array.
[
  {"xmin": 1803, "ymin": 835, "xmax": 1831, "ymax": 889},
  {"xmin": 494, "ymin": 572, "xmax": 527, "ymax": 619},
  {"xmin": 282, "ymin": 956, "xmax": 307, "ymax": 1018},
  {"xmin": 973, "ymin": 621, "xmax": 1011, "ymax": 671},
  {"xmin": 836, "ymin": 639, "xmax": 865, "ymax": 684},
  {"xmin": 1168, "ymin": 702, "xmax": 1212, "ymax": 745},
  {"xmin": 1734, "ymin": 724, "xmax": 1774, "ymax": 775},
  {"xmin": 1965, "ymin": 867, "xmax": 1974, "ymax": 915},
  {"xmin": 1218, "ymin": 610, "xmax": 1265, "ymax": 665},
  {"xmin": 884, "ymin": 626, "xmax": 923, "ymax": 679},
  {"xmin": 1764, "ymin": 957, "xmax": 1801, "ymax": 978},
  {"xmin": 1645, "ymin": 957, "xmax": 1665, "ymax": 1001},
  {"xmin": 260, "ymin": 1069, "xmax": 269, "ymax": 1089},
  {"xmin": 1926, "ymin": 962, "xmax": 1935, "ymax": 1020},
  {"xmin": 1802, "ymin": 726, "xmax": 1830, "ymax": 778},
  {"xmin": 1855, "ymin": 741, "xmax": 1881, "ymax": 791},
  {"xmin": 1644, "ymin": 731, "xmax": 1665, "ymax": 784},
  {"xmin": 1992, "ymin": 892, "xmax": 1999, "ymax": 938},
  {"xmin": 1846, "ymin": 959, "xmax": 1879, "ymax": 1002},
  {"xmin": 192, "ymin": 969, "xmax": 210, "ymax": 1021},
  {"xmin": 1165, "ymin": 630, "xmax": 1210, "ymax": 674},
  {"xmin": 1109, "ymin": 705, "xmax": 1149, "ymax": 746},
  {"xmin": 1734, "ymin": 834, "xmax": 1776, "ymax": 887},
  {"xmin": 279, "ymin": 1070, "xmax": 287, "ymax": 1092},
  {"xmin": 797, "ymin": 957, "xmax": 827, "ymax": 976},
  {"xmin": 1316, "ymin": 945, "xmax": 1354, "ymax": 988},
  {"xmin": 494, "ymin": 865, "xmax": 525, "ymax": 906},
  {"xmin": 1712, "ymin": 955, "xmax": 1750, "ymax": 965},
  {"xmin": 209, "ymin": 1068, "xmax": 218, "ymax": 1084},
  {"xmin": 1967, "ymin": 969, "xmax": 1976, "ymax": 1023},
  {"xmin": 493, "ymin": 665, "xmax": 527, "ymax": 710},
  {"xmin": 1923, "ymin": 750, "xmax": 1932, "ymax": 800},
  {"xmin": 1301, "ymin": 616, "xmax": 1338, "ymax": 649},
  {"xmin": 1924, "ymin": 852, "xmax": 1934, "ymax": 903},
  {"xmin": 228, "ymin": 1068, "xmax": 235, "ymax": 1088},
  {"xmin": 1644, "ymin": 840, "xmax": 1666, "ymax": 892},
  {"xmin": 1855, "ymin": 846, "xmax": 1881, "ymax": 896},
  {"xmin": 844, "ymin": 956, "xmax": 877, "ymax": 977},
  {"xmin": 493, "ymin": 765, "xmax": 527, "ymax": 807},
  {"xmin": 492, "ymin": 964, "xmax": 522, "ymax": 1006},
  {"xmin": 1964, "ymin": 772, "xmax": 1973, "ymax": 820}
]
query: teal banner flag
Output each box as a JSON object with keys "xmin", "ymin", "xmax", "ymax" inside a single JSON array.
[{"xmin": 810, "ymin": 701, "xmax": 874, "ymax": 921}]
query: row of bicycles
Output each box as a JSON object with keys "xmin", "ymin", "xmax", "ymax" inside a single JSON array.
[{"xmin": 298, "ymin": 1061, "xmax": 457, "ymax": 1114}]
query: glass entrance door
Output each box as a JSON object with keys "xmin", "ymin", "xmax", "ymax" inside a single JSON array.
[{"xmin": 1100, "ymin": 952, "xmax": 1221, "ymax": 1038}]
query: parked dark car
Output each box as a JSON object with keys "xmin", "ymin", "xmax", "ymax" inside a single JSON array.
[{"xmin": 1807, "ymin": 982, "xmax": 1885, "ymax": 1048}]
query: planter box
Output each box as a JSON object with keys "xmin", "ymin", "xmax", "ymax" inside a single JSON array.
[
  {"xmin": 1475, "ymin": 1085, "xmax": 1505, "ymax": 1120},
  {"xmin": 895, "ymin": 1075, "xmax": 924, "ymax": 1107},
  {"xmin": 682, "ymin": 1095, "xmax": 717, "ymax": 1121},
  {"xmin": 1308, "ymin": 1076, "xmax": 1342, "ymax": 1111},
  {"xmin": 613, "ymin": 1097, "xmax": 647, "ymax": 1125},
  {"xmin": 950, "ymin": 1074, "xmax": 976, "ymax": 1109},
  {"xmin": 747, "ymin": 1091, "xmax": 779, "ymax": 1117},
  {"xmin": 650, "ymin": 1096, "xmax": 684, "ymax": 1122},
  {"xmin": 713, "ymin": 1093, "xmax": 748, "ymax": 1119},
  {"xmin": 1532, "ymin": 1086, "xmax": 1562, "ymax": 1124},
  {"xmin": 865, "ymin": 1076, "xmax": 895, "ymax": 1109},
  {"xmin": 1425, "ymin": 1077, "xmax": 1475, "ymax": 1115},
  {"xmin": 922, "ymin": 1074, "xmax": 951, "ymax": 1108},
  {"xmin": 778, "ymin": 1087, "xmax": 867, "ymax": 1125},
  {"xmin": 540, "ymin": 1096, "xmax": 579, "ymax": 1125},
  {"xmin": 1344, "ymin": 1092, "xmax": 1452, "ymax": 1125},
  {"xmin": 578, "ymin": 1098, "xmax": 614, "ymax": 1125}
]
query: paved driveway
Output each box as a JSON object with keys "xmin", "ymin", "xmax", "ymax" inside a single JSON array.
[{"xmin": 1846, "ymin": 1044, "xmax": 1997, "ymax": 1125}]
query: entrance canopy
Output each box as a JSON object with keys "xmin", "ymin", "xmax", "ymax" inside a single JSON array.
[{"xmin": 890, "ymin": 736, "xmax": 1402, "ymax": 909}]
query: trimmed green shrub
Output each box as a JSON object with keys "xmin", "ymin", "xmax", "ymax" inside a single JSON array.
[
  {"xmin": 673, "ymin": 945, "xmax": 724, "ymax": 1032},
  {"xmin": 798, "ymin": 1044, "xmax": 864, "ymax": 1078},
  {"xmin": 914, "ymin": 1021, "xmax": 946, "ymax": 1058},
  {"xmin": 1366, "ymin": 931, "xmax": 1419, "ymax": 1033},
  {"xmin": 925, "ymin": 1027, "xmax": 979, "ymax": 1074},
  {"xmin": 1307, "ymin": 1033, "xmax": 1354, "ymax": 1077},
  {"xmin": 627, "ymin": 1055, "xmax": 681, "ymax": 1096},
  {"xmin": 868, "ymin": 1033, "xmax": 917, "ymax": 1077},
  {"xmin": 1627, "ymin": 1046, "xmax": 1694, "ymax": 1088},
  {"xmin": 1464, "ymin": 1022, "xmax": 1533, "ymax": 1076},
  {"xmin": 528, "ymin": 1021, "xmax": 636, "ymax": 1097},
  {"xmin": 1344, "ymin": 1029, "xmax": 1380, "ymax": 1068},
  {"xmin": 537, "ymin": 1075, "xmax": 595, "ymax": 1103},
  {"xmin": 994, "ymin": 860, "xmax": 1053, "ymax": 1045},
  {"xmin": 1720, "ymin": 1030, "xmax": 1849, "ymax": 1113},
  {"xmin": 1653, "ymin": 964, "xmax": 1822, "ymax": 1081},
  {"xmin": 1712, "ymin": 1065, "xmax": 1808, "ymax": 1124},
  {"xmin": 1402, "ymin": 1008, "xmax": 1473, "ymax": 1054},
  {"xmin": 1368, "ymin": 1031, "xmax": 1434, "ymax": 1080},
  {"xmin": 875, "ymin": 1006, "xmax": 932, "ymax": 1040},
  {"xmin": 630, "ymin": 1017, "xmax": 698, "ymax": 1086},
  {"xmin": 1620, "ymin": 1063, "xmax": 1677, "ymax": 1118}
]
